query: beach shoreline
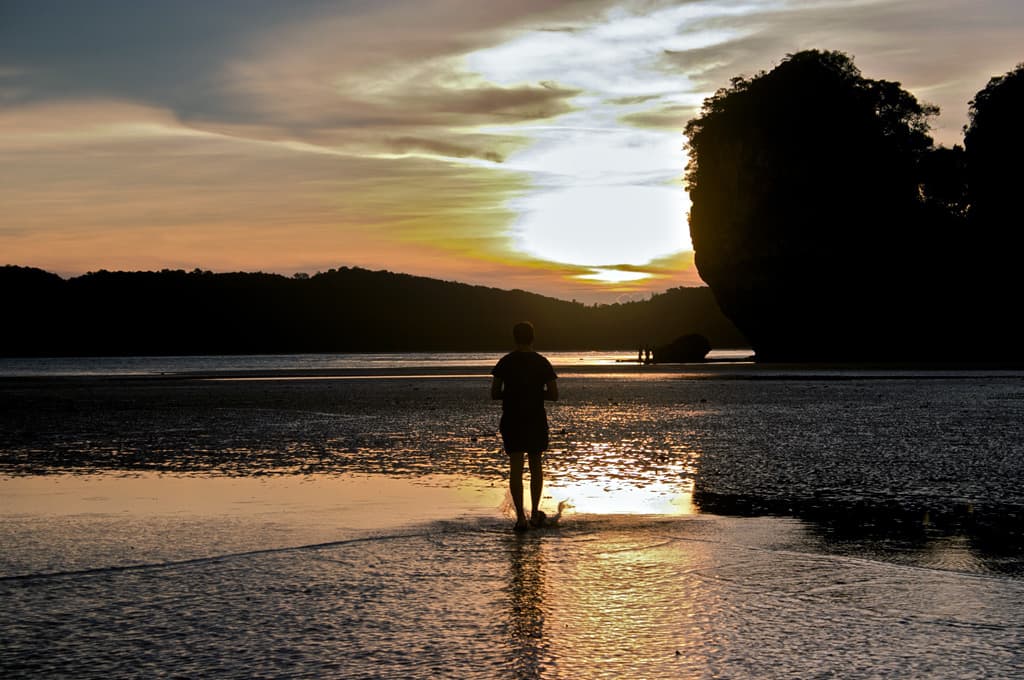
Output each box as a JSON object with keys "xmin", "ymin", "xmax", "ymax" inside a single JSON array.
[{"xmin": 3, "ymin": 468, "xmax": 1023, "ymax": 678}]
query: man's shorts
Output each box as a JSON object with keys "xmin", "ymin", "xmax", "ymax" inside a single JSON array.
[{"xmin": 499, "ymin": 414, "xmax": 549, "ymax": 454}]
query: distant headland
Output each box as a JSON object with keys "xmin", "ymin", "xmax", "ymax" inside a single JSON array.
[{"xmin": 0, "ymin": 265, "xmax": 747, "ymax": 357}]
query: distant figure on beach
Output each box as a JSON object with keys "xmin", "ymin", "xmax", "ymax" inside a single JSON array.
[{"xmin": 491, "ymin": 322, "xmax": 558, "ymax": 532}]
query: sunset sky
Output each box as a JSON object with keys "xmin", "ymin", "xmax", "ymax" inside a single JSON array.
[{"xmin": 2, "ymin": 1, "xmax": 1022, "ymax": 302}]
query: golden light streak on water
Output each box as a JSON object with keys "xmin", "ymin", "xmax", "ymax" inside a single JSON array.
[{"xmin": 546, "ymin": 471, "xmax": 695, "ymax": 516}]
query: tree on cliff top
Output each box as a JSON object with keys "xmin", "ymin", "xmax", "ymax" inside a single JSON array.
[
  {"xmin": 959, "ymin": 63, "xmax": 1024, "ymax": 356},
  {"xmin": 965, "ymin": 63, "xmax": 1024, "ymax": 242}
]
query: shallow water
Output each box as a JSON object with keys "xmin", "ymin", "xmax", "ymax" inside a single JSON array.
[
  {"xmin": 2, "ymin": 477, "xmax": 1022, "ymax": 679},
  {"xmin": 2, "ymin": 364, "xmax": 1024, "ymax": 677}
]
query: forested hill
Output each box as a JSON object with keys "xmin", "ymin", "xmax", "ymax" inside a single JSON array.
[{"xmin": 1, "ymin": 265, "xmax": 747, "ymax": 356}]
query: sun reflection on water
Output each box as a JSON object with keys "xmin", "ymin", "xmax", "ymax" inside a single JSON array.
[
  {"xmin": 549, "ymin": 480, "xmax": 695, "ymax": 515},
  {"xmin": 541, "ymin": 401, "xmax": 703, "ymax": 517},
  {"xmin": 545, "ymin": 460, "xmax": 697, "ymax": 516}
]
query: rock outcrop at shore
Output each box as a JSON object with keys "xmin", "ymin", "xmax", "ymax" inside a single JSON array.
[
  {"xmin": 684, "ymin": 50, "xmax": 1024, "ymax": 362},
  {"xmin": 653, "ymin": 333, "xmax": 711, "ymax": 363}
]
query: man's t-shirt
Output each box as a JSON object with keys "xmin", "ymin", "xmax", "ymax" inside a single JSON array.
[{"xmin": 491, "ymin": 351, "xmax": 557, "ymax": 420}]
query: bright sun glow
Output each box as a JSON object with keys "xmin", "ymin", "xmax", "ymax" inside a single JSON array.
[
  {"xmin": 461, "ymin": 4, "xmax": 709, "ymax": 282},
  {"xmin": 576, "ymin": 268, "xmax": 652, "ymax": 283},
  {"xmin": 511, "ymin": 184, "xmax": 691, "ymax": 267}
]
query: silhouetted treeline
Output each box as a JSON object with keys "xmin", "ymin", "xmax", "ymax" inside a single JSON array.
[
  {"xmin": 685, "ymin": 50, "xmax": 1023, "ymax": 361},
  {"xmin": 0, "ymin": 265, "xmax": 747, "ymax": 356}
]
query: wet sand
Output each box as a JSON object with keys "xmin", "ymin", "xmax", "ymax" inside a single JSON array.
[
  {"xmin": 2, "ymin": 365, "xmax": 1024, "ymax": 677},
  {"xmin": 3, "ymin": 365, "xmax": 1023, "ymax": 515}
]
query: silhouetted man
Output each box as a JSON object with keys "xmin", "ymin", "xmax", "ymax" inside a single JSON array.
[{"xmin": 491, "ymin": 321, "xmax": 558, "ymax": 532}]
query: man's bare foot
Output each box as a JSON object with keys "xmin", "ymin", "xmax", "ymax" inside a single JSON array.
[
  {"xmin": 513, "ymin": 517, "xmax": 529, "ymax": 533},
  {"xmin": 529, "ymin": 510, "xmax": 547, "ymax": 528}
]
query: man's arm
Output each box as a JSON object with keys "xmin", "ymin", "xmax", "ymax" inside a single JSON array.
[
  {"xmin": 491, "ymin": 376, "xmax": 504, "ymax": 400},
  {"xmin": 544, "ymin": 379, "xmax": 558, "ymax": 401}
]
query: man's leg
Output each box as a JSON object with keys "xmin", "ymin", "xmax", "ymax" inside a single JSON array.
[
  {"xmin": 509, "ymin": 451, "xmax": 528, "ymax": 528},
  {"xmin": 527, "ymin": 450, "xmax": 543, "ymax": 520}
]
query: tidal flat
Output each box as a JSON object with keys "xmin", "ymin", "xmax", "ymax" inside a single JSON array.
[{"xmin": 2, "ymin": 364, "xmax": 1023, "ymax": 677}]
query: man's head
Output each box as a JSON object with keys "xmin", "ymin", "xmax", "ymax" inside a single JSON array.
[{"xmin": 512, "ymin": 321, "xmax": 535, "ymax": 346}]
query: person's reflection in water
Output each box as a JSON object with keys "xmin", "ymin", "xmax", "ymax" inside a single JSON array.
[{"xmin": 505, "ymin": 537, "xmax": 548, "ymax": 678}]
